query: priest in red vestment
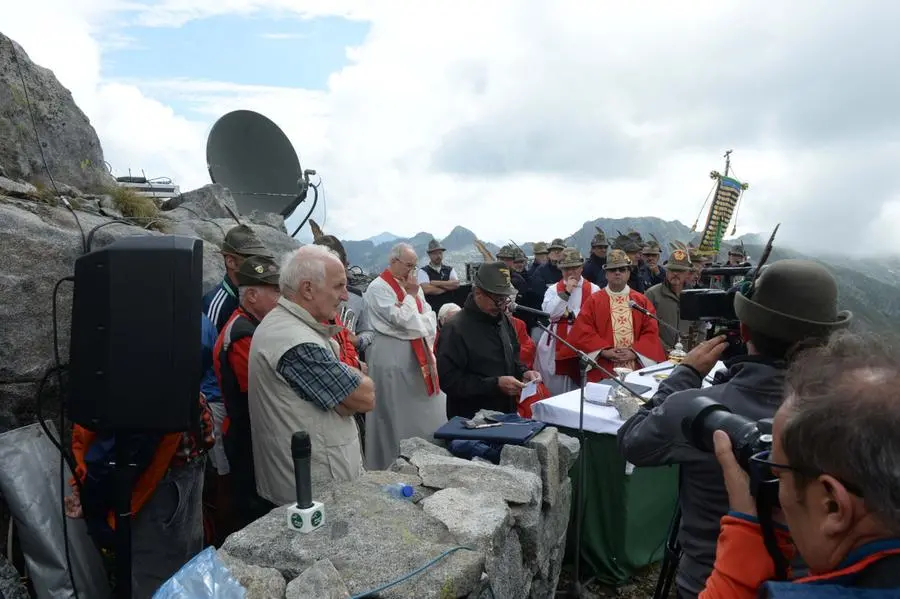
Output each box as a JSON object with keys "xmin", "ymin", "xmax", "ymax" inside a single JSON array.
[{"xmin": 559, "ymin": 249, "xmax": 665, "ymax": 382}]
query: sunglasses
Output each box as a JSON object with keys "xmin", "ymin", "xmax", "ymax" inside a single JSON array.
[
  {"xmin": 749, "ymin": 450, "xmax": 864, "ymax": 498},
  {"xmin": 607, "ymin": 267, "xmax": 629, "ymax": 273}
]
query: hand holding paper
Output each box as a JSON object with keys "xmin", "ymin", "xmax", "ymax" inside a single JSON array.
[{"xmin": 519, "ymin": 379, "xmax": 539, "ymax": 403}]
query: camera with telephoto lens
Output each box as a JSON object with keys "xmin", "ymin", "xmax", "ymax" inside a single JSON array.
[{"xmin": 681, "ymin": 395, "xmax": 780, "ymax": 507}]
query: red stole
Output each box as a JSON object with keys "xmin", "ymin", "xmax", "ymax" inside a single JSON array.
[
  {"xmin": 551, "ymin": 279, "xmax": 593, "ymax": 379},
  {"xmin": 511, "ymin": 315, "xmax": 536, "ymax": 369},
  {"xmin": 378, "ymin": 270, "xmax": 440, "ymax": 396},
  {"xmin": 331, "ymin": 313, "xmax": 360, "ymax": 369}
]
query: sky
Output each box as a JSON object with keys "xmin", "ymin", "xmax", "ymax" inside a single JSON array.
[{"xmin": 3, "ymin": 1, "xmax": 900, "ymax": 253}]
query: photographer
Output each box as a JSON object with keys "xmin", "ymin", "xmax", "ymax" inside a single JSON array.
[
  {"xmin": 616, "ymin": 259, "xmax": 852, "ymax": 598},
  {"xmin": 702, "ymin": 331, "xmax": 900, "ymax": 597}
]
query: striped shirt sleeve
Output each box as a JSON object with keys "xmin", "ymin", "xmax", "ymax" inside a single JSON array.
[{"xmin": 276, "ymin": 343, "xmax": 361, "ymax": 411}]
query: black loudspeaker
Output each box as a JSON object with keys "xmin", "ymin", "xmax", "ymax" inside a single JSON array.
[{"xmin": 68, "ymin": 235, "xmax": 204, "ymax": 433}]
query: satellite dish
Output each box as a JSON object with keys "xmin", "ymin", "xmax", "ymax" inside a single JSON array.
[{"xmin": 206, "ymin": 110, "xmax": 316, "ymax": 218}]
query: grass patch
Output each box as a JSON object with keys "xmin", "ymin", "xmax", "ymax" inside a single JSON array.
[{"xmin": 107, "ymin": 186, "xmax": 160, "ymax": 220}]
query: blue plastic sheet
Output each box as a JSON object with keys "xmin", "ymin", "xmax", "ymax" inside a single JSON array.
[{"xmin": 152, "ymin": 547, "xmax": 246, "ymax": 599}]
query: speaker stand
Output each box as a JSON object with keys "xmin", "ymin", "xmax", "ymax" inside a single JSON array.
[
  {"xmin": 113, "ymin": 433, "xmax": 135, "ymax": 599},
  {"xmin": 568, "ymin": 358, "xmax": 595, "ymax": 598}
]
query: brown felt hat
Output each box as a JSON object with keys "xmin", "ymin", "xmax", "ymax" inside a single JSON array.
[
  {"xmin": 558, "ymin": 247, "xmax": 584, "ymax": 268},
  {"xmin": 235, "ymin": 255, "xmax": 280, "ymax": 286},
  {"xmin": 222, "ymin": 225, "xmax": 271, "ymax": 258},
  {"xmin": 734, "ymin": 259, "xmax": 852, "ymax": 343},
  {"xmin": 666, "ymin": 248, "xmax": 692, "ymax": 272},
  {"xmin": 604, "ymin": 249, "xmax": 633, "ymax": 270},
  {"xmin": 474, "ymin": 261, "xmax": 517, "ymax": 295}
]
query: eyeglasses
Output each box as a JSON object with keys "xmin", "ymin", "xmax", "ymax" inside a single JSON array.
[
  {"xmin": 392, "ymin": 258, "xmax": 417, "ymax": 269},
  {"xmin": 749, "ymin": 450, "xmax": 864, "ymax": 498}
]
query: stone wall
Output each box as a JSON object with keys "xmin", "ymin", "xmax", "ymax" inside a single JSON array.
[{"xmin": 221, "ymin": 419, "xmax": 580, "ymax": 599}]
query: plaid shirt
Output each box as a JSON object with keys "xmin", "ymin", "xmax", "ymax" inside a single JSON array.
[
  {"xmin": 171, "ymin": 393, "xmax": 215, "ymax": 465},
  {"xmin": 277, "ymin": 343, "xmax": 361, "ymax": 411}
]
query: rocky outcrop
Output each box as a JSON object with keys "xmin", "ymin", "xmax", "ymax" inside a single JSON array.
[
  {"xmin": 222, "ymin": 422, "xmax": 578, "ymax": 599},
  {"xmin": 0, "ymin": 552, "xmax": 28, "ymax": 599},
  {"xmin": 0, "ymin": 183, "xmax": 300, "ymax": 432},
  {"xmin": 0, "ymin": 32, "xmax": 114, "ymax": 192}
]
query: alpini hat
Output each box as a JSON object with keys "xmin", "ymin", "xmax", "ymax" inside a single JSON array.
[
  {"xmin": 235, "ymin": 255, "xmax": 280, "ymax": 287},
  {"xmin": 591, "ymin": 229, "xmax": 608, "ymax": 247},
  {"xmin": 734, "ymin": 259, "xmax": 853, "ymax": 343},
  {"xmin": 604, "ymin": 249, "xmax": 633, "ymax": 270},
  {"xmin": 666, "ymin": 248, "xmax": 692, "ymax": 272},
  {"xmin": 643, "ymin": 240, "xmax": 661, "ymax": 255},
  {"xmin": 496, "ymin": 244, "xmax": 516, "ymax": 259},
  {"xmin": 222, "ymin": 225, "xmax": 272, "ymax": 258},
  {"xmin": 474, "ymin": 261, "xmax": 518, "ymax": 296},
  {"xmin": 427, "ymin": 239, "xmax": 446, "ymax": 253},
  {"xmin": 513, "ymin": 247, "xmax": 527, "ymax": 262},
  {"xmin": 558, "ymin": 247, "xmax": 584, "ymax": 268},
  {"xmin": 532, "ymin": 241, "xmax": 549, "ymax": 254},
  {"xmin": 547, "ymin": 238, "xmax": 566, "ymax": 251}
]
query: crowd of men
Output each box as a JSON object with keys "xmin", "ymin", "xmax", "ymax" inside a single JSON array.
[{"xmin": 63, "ymin": 221, "xmax": 900, "ymax": 597}]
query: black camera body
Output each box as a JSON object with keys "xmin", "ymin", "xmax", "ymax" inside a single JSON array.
[
  {"xmin": 680, "ymin": 266, "xmax": 752, "ymax": 361},
  {"xmin": 681, "ymin": 396, "xmax": 779, "ymax": 507}
]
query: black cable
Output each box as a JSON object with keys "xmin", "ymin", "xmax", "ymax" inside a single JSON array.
[
  {"xmin": 52, "ymin": 276, "xmax": 80, "ymax": 599},
  {"xmin": 85, "ymin": 217, "xmax": 161, "ymax": 253},
  {"xmin": 290, "ymin": 182, "xmax": 319, "ymax": 238},
  {"xmin": 8, "ymin": 36, "xmax": 87, "ymax": 254}
]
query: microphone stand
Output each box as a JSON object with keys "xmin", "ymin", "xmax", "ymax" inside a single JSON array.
[{"xmin": 537, "ymin": 321, "xmax": 647, "ymax": 598}]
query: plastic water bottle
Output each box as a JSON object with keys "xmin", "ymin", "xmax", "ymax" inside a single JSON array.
[{"xmin": 383, "ymin": 483, "xmax": 414, "ymax": 500}]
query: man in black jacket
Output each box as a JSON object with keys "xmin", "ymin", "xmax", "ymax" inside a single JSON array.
[
  {"xmin": 436, "ymin": 261, "xmax": 541, "ymax": 419},
  {"xmin": 616, "ymin": 259, "xmax": 852, "ymax": 599}
]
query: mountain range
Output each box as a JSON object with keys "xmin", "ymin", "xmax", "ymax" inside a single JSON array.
[{"xmin": 339, "ymin": 217, "xmax": 900, "ymax": 337}]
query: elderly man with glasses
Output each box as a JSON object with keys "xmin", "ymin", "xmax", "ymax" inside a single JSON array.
[
  {"xmin": 436, "ymin": 261, "xmax": 541, "ymax": 419},
  {"xmin": 362, "ymin": 242, "xmax": 447, "ymax": 469}
]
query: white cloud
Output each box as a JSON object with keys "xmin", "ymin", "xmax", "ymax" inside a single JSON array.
[
  {"xmin": 259, "ymin": 33, "xmax": 308, "ymax": 40},
  {"xmin": 5, "ymin": 0, "xmax": 900, "ymax": 255}
]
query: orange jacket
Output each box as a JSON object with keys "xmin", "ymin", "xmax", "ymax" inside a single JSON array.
[
  {"xmin": 71, "ymin": 426, "xmax": 182, "ymax": 529},
  {"xmin": 699, "ymin": 513, "xmax": 794, "ymax": 598}
]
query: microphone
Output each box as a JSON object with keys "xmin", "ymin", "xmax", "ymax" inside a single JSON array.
[
  {"xmin": 286, "ymin": 429, "xmax": 325, "ymax": 534},
  {"xmin": 292, "ymin": 431, "xmax": 313, "ymax": 509},
  {"xmin": 509, "ymin": 301, "xmax": 551, "ymax": 319},
  {"xmin": 628, "ymin": 300, "xmax": 683, "ymax": 339}
]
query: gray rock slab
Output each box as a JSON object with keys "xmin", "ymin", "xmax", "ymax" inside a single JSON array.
[
  {"xmin": 526, "ymin": 427, "xmax": 560, "ymax": 507},
  {"xmin": 421, "ymin": 488, "xmax": 511, "ymax": 551},
  {"xmin": 399, "ymin": 436, "xmax": 451, "ymax": 460},
  {"xmin": 0, "ymin": 553, "xmax": 28, "ymax": 599},
  {"xmin": 218, "ymin": 549, "xmax": 287, "ymax": 599},
  {"xmin": 0, "ymin": 177, "xmax": 37, "ymax": 198},
  {"xmin": 499, "ymin": 444, "xmax": 541, "ymax": 479},
  {"xmin": 557, "ymin": 433, "xmax": 580, "ymax": 482},
  {"xmin": 162, "ymin": 183, "xmax": 239, "ymax": 219},
  {"xmin": 410, "ymin": 451, "xmax": 541, "ymax": 505},
  {"xmin": 485, "ymin": 528, "xmax": 527, "ymax": 599},
  {"xmin": 222, "ymin": 475, "xmax": 484, "ymax": 599},
  {"xmin": 286, "ymin": 559, "xmax": 351, "ymax": 599},
  {"xmin": 388, "ymin": 457, "xmax": 420, "ymax": 477}
]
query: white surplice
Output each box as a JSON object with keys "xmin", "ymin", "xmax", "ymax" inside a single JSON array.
[{"xmin": 536, "ymin": 278, "xmax": 600, "ymax": 396}]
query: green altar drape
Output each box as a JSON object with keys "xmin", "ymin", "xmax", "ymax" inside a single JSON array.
[{"xmin": 560, "ymin": 427, "xmax": 679, "ymax": 587}]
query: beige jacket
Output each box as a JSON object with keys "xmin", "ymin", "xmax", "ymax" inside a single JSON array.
[{"xmin": 248, "ymin": 297, "xmax": 364, "ymax": 505}]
